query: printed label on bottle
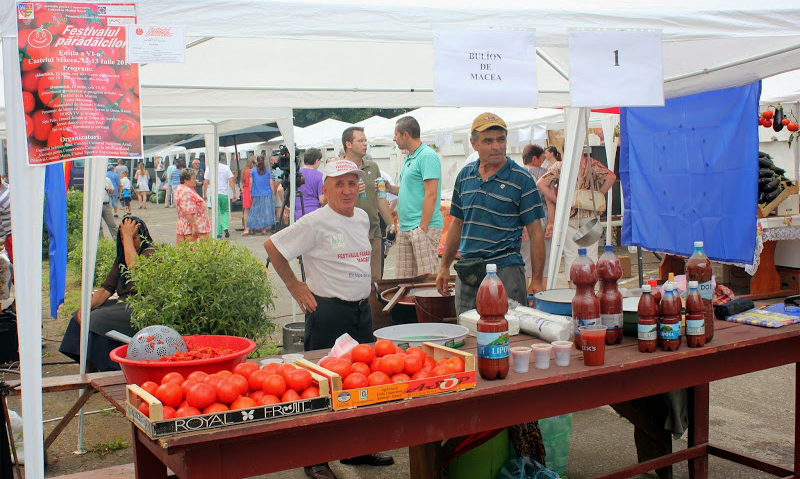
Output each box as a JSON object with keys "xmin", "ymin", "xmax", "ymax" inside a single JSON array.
[
  {"xmin": 698, "ymin": 280, "xmax": 713, "ymax": 300},
  {"xmin": 476, "ymin": 331, "xmax": 509, "ymax": 359},
  {"xmin": 685, "ymin": 319, "xmax": 705, "ymax": 336},
  {"xmin": 601, "ymin": 313, "xmax": 623, "ymax": 328},
  {"xmin": 638, "ymin": 323, "xmax": 657, "ymax": 340},
  {"xmin": 660, "ymin": 322, "xmax": 680, "ymax": 340}
]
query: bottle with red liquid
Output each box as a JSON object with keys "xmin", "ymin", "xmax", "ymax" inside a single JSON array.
[
  {"xmin": 685, "ymin": 280, "xmax": 706, "ymax": 347},
  {"xmin": 570, "ymin": 248, "xmax": 600, "ymax": 350},
  {"xmin": 598, "ymin": 245, "xmax": 623, "ymax": 345},
  {"xmin": 637, "ymin": 285, "xmax": 658, "ymax": 353},
  {"xmin": 647, "ymin": 278, "xmax": 661, "ymax": 304},
  {"xmin": 476, "ymin": 264, "xmax": 509, "ymax": 380},
  {"xmin": 660, "ymin": 283, "xmax": 681, "ymax": 351},
  {"xmin": 686, "ymin": 241, "xmax": 714, "ymax": 343}
]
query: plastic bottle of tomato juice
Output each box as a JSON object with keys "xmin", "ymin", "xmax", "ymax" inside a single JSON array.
[
  {"xmin": 598, "ymin": 245, "xmax": 623, "ymax": 345},
  {"xmin": 476, "ymin": 264, "xmax": 509, "ymax": 380},
  {"xmin": 570, "ymin": 248, "xmax": 600, "ymax": 350}
]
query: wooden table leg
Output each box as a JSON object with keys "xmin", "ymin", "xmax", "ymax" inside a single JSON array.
[
  {"xmin": 132, "ymin": 425, "xmax": 167, "ymax": 479},
  {"xmin": 688, "ymin": 384, "xmax": 709, "ymax": 479},
  {"xmin": 409, "ymin": 442, "xmax": 442, "ymax": 479},
  {"xmin": 749, "ymin": 240, "xmax": 781, "ymax": 296}
]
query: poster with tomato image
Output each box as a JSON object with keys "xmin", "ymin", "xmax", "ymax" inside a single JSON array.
[{"xmin": 17, "ymin": 1, "xmax": 142, "ymax": 165}]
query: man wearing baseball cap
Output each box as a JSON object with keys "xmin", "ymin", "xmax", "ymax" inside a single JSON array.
[
  {"xmin": 264, "ymin": 159, "xmax": 394, "ymax": 478},
  {"xmin": 436, "ymin": 112, "xmax": 547, "ymax": 313}
]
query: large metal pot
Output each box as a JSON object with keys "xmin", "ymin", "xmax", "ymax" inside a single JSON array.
[{"xmin": 376, "ymin": 282, "xmax": 454, "ymax": 325}]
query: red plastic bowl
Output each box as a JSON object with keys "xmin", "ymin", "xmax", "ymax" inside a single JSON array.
[{"xmin": 110, "ymin": 335, "xmax": 257, "ymax": 385}]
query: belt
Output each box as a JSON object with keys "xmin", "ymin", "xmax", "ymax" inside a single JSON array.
[{"xmin": 314, "ymin": 295, "xmax": 368, "ymax": 307}]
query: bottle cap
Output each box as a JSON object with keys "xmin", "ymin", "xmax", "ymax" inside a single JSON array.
[
  {"xmin": 486, "ymin": 263, "xmax": 497, "ymax": 273},
  {"xmin": 604, "ymin": 245, "xmax": 614, "ymax": 252},
  {"xmin": 578, "ymin": 248, "xmax": 587, "ymax": 255},
  {"xmin": 642, "ymin": 284, "xmax": 651, "ymax": 292},
  {"xmin": 688, "ymin": 280, "xmax": 698, "ymax": 288},
  {"xmin": 663, "ymin": 282, "xmax": 673, "ymax": 291},
  {"xmin": 648, "ymin": 279, "xmax": 658, "ymax": 287},
  {"xmin": 694, "ymin": 241, "xmax": 704, "ymax": 248}
]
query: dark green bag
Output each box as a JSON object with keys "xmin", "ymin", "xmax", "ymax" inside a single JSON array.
[{"xmin": 453, "ymin": 257, "xmax": 486, "ymax": 287}]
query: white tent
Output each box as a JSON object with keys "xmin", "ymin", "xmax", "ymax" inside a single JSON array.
[
  {"xmin": 4, "ymin": 1, "xmax": 800, "ymax": 476},
  {"xmin": 294, "ymin": 118, "xmax": 354, "ymax": 149}
]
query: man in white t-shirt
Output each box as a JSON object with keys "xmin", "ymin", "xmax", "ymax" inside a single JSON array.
[
  {"xmin": 264, "ymin": 159, "xmax": 394, "ymax": 479},
  {"xmin": 204, "ymin": 157, "xmax": 236, "ymax": 238}
]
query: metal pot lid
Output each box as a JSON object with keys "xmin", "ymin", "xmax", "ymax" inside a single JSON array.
[{"xmin": 533, "ymin": 288, "xmax": 575, "ymax": 303}]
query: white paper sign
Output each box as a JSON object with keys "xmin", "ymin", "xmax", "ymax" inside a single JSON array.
[
  {"xmin": 434, "ymin": 30, "xmax": 537, "ymax": 107},
  {"xmin": 126, "ymin": 25, "xmax": 185, "ymax": 63},
  {"xmin": 569, "ymin": 31, "xmax": 663, "ymax": 107}
]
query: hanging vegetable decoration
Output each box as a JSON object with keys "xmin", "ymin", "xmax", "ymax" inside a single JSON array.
[{"xmin": 758, "ymin": 104, "xmax": 800, "ymax": 147}]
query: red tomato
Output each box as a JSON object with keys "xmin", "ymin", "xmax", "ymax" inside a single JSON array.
[
  {"xmin": 411, "ymin": 370, "xmax": 432, "ymax": 380},
  {"xmin": 394, "ymin": 346, "xmax": 407, "ymax": 355},
  {"xmin": 319, "ymin": 357, "xmax": 335, "ymax": 370},
  {"xmin": 22, "ymin": 91, "xmax": 35, "ymax": 113},
  {"xmin": 432, "ymin": 365, "xmax": 452, "ymax": 377},
  {"xmin": 37, "ymin": 72, "xmax": 79, "ymax": 108},
  {"xmin": 88, "ymin": 65, "xmax": 117, "ymax": 93},
  {"xmin": 350, "ymin": 362, "xmax": 371, "ymax": 377},
  {"xmin": 300, "ymin": 386, "xmax": 320, "ymax": 399},
  {"xmin": 35, "ymin": 10, "xmax": 66, "ymax": 35},
  {"xmin": 140, "ymin": 381, "xmax": 159, "ymax": 396},
  {"xmin": 281, "ymin": 390, "xmax": 301, "ymax": 403},
  {"xmin": 161, "ymin": 406, "xmax": 176, "ymax": 420},
  {"xmin": 379, "ymin": 354, "xmax": 404, "ymax": 375},
  {"xmin": 233, "ymin": 362, "xmax": 259, "ymax": 379},
  {"xmin": 116, "ymin": 66, "xmax": 138, "ymax": 91},
  {"xmin": 186, "ymin": 370, "xmax": 209, "ymax": 383},
  {"xmin": 228, "ymin": 374, "xmax": 250, "ymax": 396},
  {"xmin": 762, "ymin": 110, "xmax": 774, "ymax": 120},
  {"xmin": 367, "ymin": 371, "xmax": 391, "ymax": 386},
  {"xmin": 203, "ymin": 402, "xmax": 229, "ymax": 414},
  {"xmin": 248, "ymin": 390, "xmax": 266, "ymax": 403},
  {"xmin": 325, "ymin": 359, "xmax": 351, "ymax": 379},
  {"xmin": 261, "ymin": 363, "xmax": 282, "ymax": 375},
  {"xmin": 278, "ymin": 363, "xmax": 296, "ymax": 378},
  {"xmin": 259, "ymin": 394, "xmax": 281, "ymax": 406},
  {"xmin": 21, "ymin": 70, "xmax": 40, "ymax": 92},
  {"xmin": 261, "ymin": 374, "xmax": 287, "ymax": 397},
  {"xmin": 350, "ymin": 344, "xmax": 375, "ymax": 364},
  {"xmin": 203, "ymin": 373, "xmax": 223, "ymax": 388},
  {"xmin": 186, "ymin": 382, "xmax": 216, "ymax": 410},
  {"xmin": 25, "ymin": 115, "xmax": 33, "ymax": 137},
  {"xmin": 175, "ymin": 405, "xmax": 201, "ymax": 418},
  {"xmin": 160, "ymin": 372, "xmax": 185, "ymax": 386},
  {"xmin": 448, "ymin": 357, "xmax": 466, "ymax": 373},
  {"xmin": 248, "ymin": 369, "xmax": 270, "ymax": 391},
  {"xmin": 215, "ymin": 379, "xmax": 240, "ymax": 405},
  {"xmin": 403, "ymin": 355, "xmax": 423, "ymax": 375},
  {"xmin": 110, "ymin": 113, "xmax": 140, "ymax": 142},
  {"xmin": 230, "ymin": 396, "xmax": 257, "ymax": 410},
  {"xmin": 370, "ymin": 357, "xmax": 382, "ymax": 373},
  {"xmin": 391, "ymin": 373, "xmax": 411, "ymax": 383},
  {"xmin": 137, "ymin": 401, "xmax": 149, "ymax": 417},
  {"xmin": 423, "ymin": 357, "xmax": 436, "ymax": 372},
  {"xmin": 342, "ymin": 372, "xmax": 369, "ymax": 389},
  {"xmin": 179, "ymin": 379, "xmax": 199, "ymax": 398},
  {"xmin": 285, "ymin": 369, "xmax": 313, "ymax": 392},
  {"xmin": 405, "ymin": 347, "xmax": 427, "ymax": 361},
  {"xmin": 18, "ymin": 29, "xmax": 52, "ymax": 71},
  {"xmin": 374, "ymin": 340, "xmax": 396, "ymax": 357},
  {"xmin": 154, "ymin": 382, "xmax": 182, "ymax": 408}
]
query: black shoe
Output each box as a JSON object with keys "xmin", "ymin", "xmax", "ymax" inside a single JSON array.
[
  {"xmin": 340, "ymin": 453, "xmax": 394, "ymax": 466},
  {"xmin": 304, "ymin": 463, "xmax": 337, "ymax": 479},
  {"xmin": 224, "ymin": 229, "xmax": 230, "ymax": 238}
]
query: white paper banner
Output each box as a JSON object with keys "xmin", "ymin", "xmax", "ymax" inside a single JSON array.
[
  {"xmin": 126, "ymin": 25, "xmax": 185, "ymax": 63},
  {"xmin": 434, "ymin": 30, "xmax": 537, "ymax": 107},
  {"xmin": 569, "ymin": 31, "xmax": 664, "ymax": 107}
]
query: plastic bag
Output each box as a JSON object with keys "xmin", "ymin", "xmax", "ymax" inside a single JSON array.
[
  {"xmin": 316, "ymin": 333, "xmax": 358, "ymax": 364},
  {"xmin": 498, "ymin": 457, "xmax": 560, "ymax": 479}
]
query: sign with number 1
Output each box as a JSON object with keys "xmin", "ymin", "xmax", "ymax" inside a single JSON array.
[{"xmin": 568, "ymin": 31, "xmax": 663, "ymax": 107}]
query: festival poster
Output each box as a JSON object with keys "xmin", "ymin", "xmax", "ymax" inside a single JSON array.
[{"xmin": 16, "ymin": 2, "xmax": 142, "ymax": 165}]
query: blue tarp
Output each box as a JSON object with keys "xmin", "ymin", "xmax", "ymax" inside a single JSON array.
[{"xmin": 620, "ymin": 82, "xmax": 761, "ymax": 264}]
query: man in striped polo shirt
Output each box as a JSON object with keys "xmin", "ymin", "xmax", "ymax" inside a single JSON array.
[{"xmin": 436, "ymin": 112, "xmax": 547, "ymax": 314}]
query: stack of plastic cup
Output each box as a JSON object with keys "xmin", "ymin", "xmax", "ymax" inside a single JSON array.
[
  {"xmin": 260, "ymin": 357, "xmax": 283, "ymax": 367},
  {"xmin": 510, "ymin": 346, "xmax": 532, "ymax": 373},
  {"xmin": 532, "ymin": 343, "xmax": 553, "ymax": 369},
  {"xmin": 551, "ymin": 341, "xmax": 573, "ymax": 367}
]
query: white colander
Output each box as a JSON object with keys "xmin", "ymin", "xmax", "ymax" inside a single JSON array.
[{"xmin": 109, "ymin": 325, "xmax": 188, "ymax": 361}]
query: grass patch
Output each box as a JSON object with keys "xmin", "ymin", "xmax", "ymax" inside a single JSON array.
[{"xmin": 89, "ymin": 438, "xmax": 127, "ymax": 456}]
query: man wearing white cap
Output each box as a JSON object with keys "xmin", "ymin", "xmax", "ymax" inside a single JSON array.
[{"xmin": 264, "ymin": 159, "xmax": 394, "ymax": 479}]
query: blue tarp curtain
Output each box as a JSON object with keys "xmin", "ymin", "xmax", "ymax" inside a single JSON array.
[
  {"xmin": 620, "ymin": 82, "xmax": 761, "ymax": 264},
  {"xmin": 44, "ymin": 164, "xmax": 67, "ymax": 318}
]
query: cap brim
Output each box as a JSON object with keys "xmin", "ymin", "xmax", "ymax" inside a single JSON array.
[{"xmin": 324, "ymin": 169, "xmax": 365, "ymax": 180}]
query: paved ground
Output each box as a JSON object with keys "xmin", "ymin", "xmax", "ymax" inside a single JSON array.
[{"xmin": 5, "ymin": 200, "xmax": 794, "ymax": 478}]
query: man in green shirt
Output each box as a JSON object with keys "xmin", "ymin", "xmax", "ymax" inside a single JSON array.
[
  {"xmin": 388, "ymin": 116, "xmax": 443, "ymax": 277},
  {"xmin": 342, "ymin": 126, "xmax": 395, "ymax": 280}
]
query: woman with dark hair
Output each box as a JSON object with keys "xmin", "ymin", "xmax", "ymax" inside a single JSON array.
[
  {"xmin": 175, "ymin": 168, "xmax": 211, "ymax": 243},
  {"xmin": 544, "ymin": 146, "xmax": 562, "ymax": 165},
  {"xmin": 59, "ymin": 217, "xmax": 156, "ymax": 371},
  {"xmin": 245, "ymin": 155, "xmax": 276, "ymax": 235}
]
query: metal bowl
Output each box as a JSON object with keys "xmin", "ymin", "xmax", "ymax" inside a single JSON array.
[{"xmin": 572, "ymin": 217, "xmax": 603, "ymax": 247}]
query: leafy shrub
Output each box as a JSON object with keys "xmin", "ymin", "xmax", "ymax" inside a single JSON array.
[
  {"xmin": 67, "ymin": 237, "xmax": 117, "ymax": 287},
  {"xmin": 125, "ymin": 238, "xmax": 275, "ymax": 342},
  {"xmin": 42, "ymin": 188, "xmax": 85, "ymax": 257}
]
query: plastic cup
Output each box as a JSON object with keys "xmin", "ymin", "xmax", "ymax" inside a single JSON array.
[
  {"xmin": 281, "ymin": 353, "xmax": 304, "ymax": 364},
  {"xmin": 510, "ymin": 346, "xmax": 532, "ymax": 373},
  {"xmin": 551, "ymin": 341, "xmax": 573, "ymax": 367},
  {"xmin": 532, "ymin": 343, "xmax": 553, "ymax": 370},
  {"xmin": 260, "ymin": 357, "xmax": 283, "ymax": 367},
  {"xmin": 578, "ymin": 325, "xmax": 607, "ymax": 366}
]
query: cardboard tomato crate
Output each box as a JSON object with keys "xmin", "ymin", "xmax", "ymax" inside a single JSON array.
[
  {"xmin": 300, "ymin": 342, "xmax": 476, "ymax": 410},
  {"xmin": 125, "ymin": 368, "xmax": 331, "ymax": 439}
]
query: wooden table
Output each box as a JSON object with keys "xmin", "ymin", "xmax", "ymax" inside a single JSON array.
[{"xmin": 91, "ymin": 321, "xmax": 800, "ymax": 479}]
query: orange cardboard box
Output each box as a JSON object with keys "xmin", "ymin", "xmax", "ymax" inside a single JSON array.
[{"xmin": 300, "ymin": 342, "xmax": 476, "ymax": 410}]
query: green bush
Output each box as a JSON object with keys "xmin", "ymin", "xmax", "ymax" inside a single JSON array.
[
  {"xmin": 42, "ymin": 188, "xmax": 84, "ymax": 258},
  {"xmin": 125, "ymin": 238, "xmax": 275, "ymax": 343},
  {"xmin": 67, "ymin": 237, "xmax": 117, "ymax": 287}
]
